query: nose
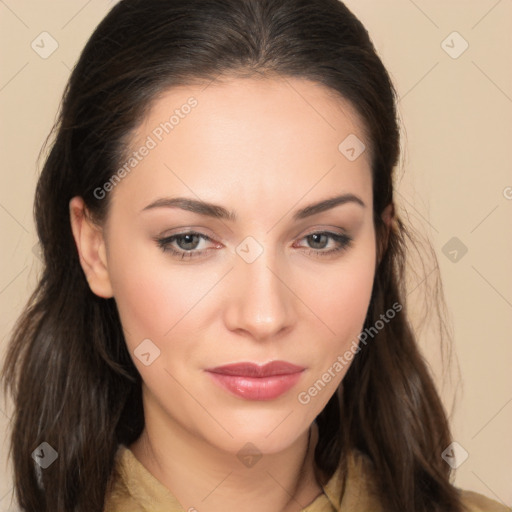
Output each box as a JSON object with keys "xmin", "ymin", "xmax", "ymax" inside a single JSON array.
[{"xmin": 223, "ymin": 249, "xmax": 297, "ymax": 341}]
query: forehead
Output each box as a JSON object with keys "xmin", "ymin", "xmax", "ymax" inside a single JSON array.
[
  {"xmin": 113, "ymin": 76, "xmax": 372, "ymax": 213},
  {"xmin": 135, "ymin": 75, "xmax": 368, "ymax": 155}
]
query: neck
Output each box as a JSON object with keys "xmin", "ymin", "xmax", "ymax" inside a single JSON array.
[{"xmin": 130, "ymin": 410, "xmax": 323, "ymax": 512}]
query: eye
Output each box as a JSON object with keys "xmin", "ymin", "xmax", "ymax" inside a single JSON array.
[
  {"xmin": 154, "ymin": 230, "xmax": 353, "ymax": 261},
  {"xmin": 295, "ymin": 231, "xmax": 353, "ymax": 257},
  {"xmin": 154, "ymin": 232, "xmax": 219, "ymax": 260}
]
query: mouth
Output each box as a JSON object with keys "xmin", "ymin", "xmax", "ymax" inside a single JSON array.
[{"xmin": 205, "ymin": 361, "xmax": 305, "ymax": 401}]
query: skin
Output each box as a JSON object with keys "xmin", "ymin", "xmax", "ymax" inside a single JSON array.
[{"xmin": 70, "ymin": 76, "xmax": 392, "ymax": 512}]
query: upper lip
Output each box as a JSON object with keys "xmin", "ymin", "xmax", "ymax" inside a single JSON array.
[{"xmin": 206, "ymin": 361, "xmax": 305, "ymax": 377}]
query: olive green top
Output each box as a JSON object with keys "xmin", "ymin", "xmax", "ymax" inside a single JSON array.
[{"xmin": 104, "ymin": 444, "xmax": 509, "ymax": 511}]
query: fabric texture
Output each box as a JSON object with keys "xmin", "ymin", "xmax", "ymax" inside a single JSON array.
[{"xmin": 104, "ymin": 444, "xmax": 510, "ymax": 512}]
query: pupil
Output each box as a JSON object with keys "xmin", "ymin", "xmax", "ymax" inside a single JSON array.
[
  {"xmin": 178, "ymin": 234, "xmax": 200, "ymax": 250},
  {"xmin": 309, "ymin": 233, "xmax": 327, "ymax": 249}
]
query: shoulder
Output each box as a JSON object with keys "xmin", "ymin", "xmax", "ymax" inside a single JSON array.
[
  {"xmin": 337, "ymin": 450, "xmax": 510, "ymax": 512},
  {"xmin": 459, "ymin": 489, "xmax": 511, "ymax": 512}
]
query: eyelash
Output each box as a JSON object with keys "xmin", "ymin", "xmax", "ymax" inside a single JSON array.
[{"xmin": 154, "ymin": 231, "xmax": 353, "ymax": 260}]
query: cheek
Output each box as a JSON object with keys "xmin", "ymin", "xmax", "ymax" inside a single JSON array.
[
  {"xmin": 307, "ymin": 236, "xmax": 376, "ymax": 342},
  {"xmin": 106, "ymin": 240, "xmax": 225, "ymax": 356},
  {"xmin": 109, "ymin": 262, "xmax": 172, "ymax": 344},
  {"xmin": 295, "ymin": 241, "xmax": 375, "ymax": 407},
  {"xmin": 105, "ymin": 236, "xmax": 185, "ymax": 348}
]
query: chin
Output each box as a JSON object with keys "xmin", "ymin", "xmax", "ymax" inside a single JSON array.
[{"xmin": 205, "ymin": 410, "xmax": 312, "ymax": 456}]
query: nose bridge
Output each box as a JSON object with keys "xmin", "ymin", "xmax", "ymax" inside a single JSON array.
[{"xmin": 225, "ymin": 242, "xmax": 295, "ymax": 339}]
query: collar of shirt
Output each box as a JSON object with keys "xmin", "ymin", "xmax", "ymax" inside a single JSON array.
[
  {"xmin": 104, "ymin": 444, "xmax": 384, "ymax": 512},
  {"xmin": 104, "ymin": 444, "xmax": 509, "ymax": 512}
]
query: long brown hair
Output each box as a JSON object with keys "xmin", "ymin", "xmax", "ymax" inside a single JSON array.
[{"xmin": 2, "ymin": 0, "xmax": 464, "ymax": 510}]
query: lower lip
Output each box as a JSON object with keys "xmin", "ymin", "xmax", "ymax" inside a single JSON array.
[{"xmin": 206, "ymin": 371, "xmax": 303, "ymax": 401}]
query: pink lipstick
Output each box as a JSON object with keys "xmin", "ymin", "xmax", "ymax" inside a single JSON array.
[{"xmin": 205, "ymin": 361, "xmax": 305, "ymax": 401}]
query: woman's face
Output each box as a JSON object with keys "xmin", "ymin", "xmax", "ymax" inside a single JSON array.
[{"xmin": 100, "ymin": 77, "xmax": 376, "ymax": 454}]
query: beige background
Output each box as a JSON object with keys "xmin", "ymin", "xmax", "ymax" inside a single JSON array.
[{"xmin": 1, "ymin": 0, "xmax": 511, "ymax": 510}]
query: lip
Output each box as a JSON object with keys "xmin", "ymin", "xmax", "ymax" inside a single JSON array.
[{"xmin": 205, "ymin": 361, "xmax": 305, "ymax": 401}]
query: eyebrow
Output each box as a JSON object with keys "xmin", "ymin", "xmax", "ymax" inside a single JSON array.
[{"xmin": 141, "ymin": 193, "xmax": 365, "ymax": 221}]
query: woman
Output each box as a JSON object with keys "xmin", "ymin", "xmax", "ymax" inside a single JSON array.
[{"xmin": 2, "ymin": 0, "xmax": 508, "ymax": 511}]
